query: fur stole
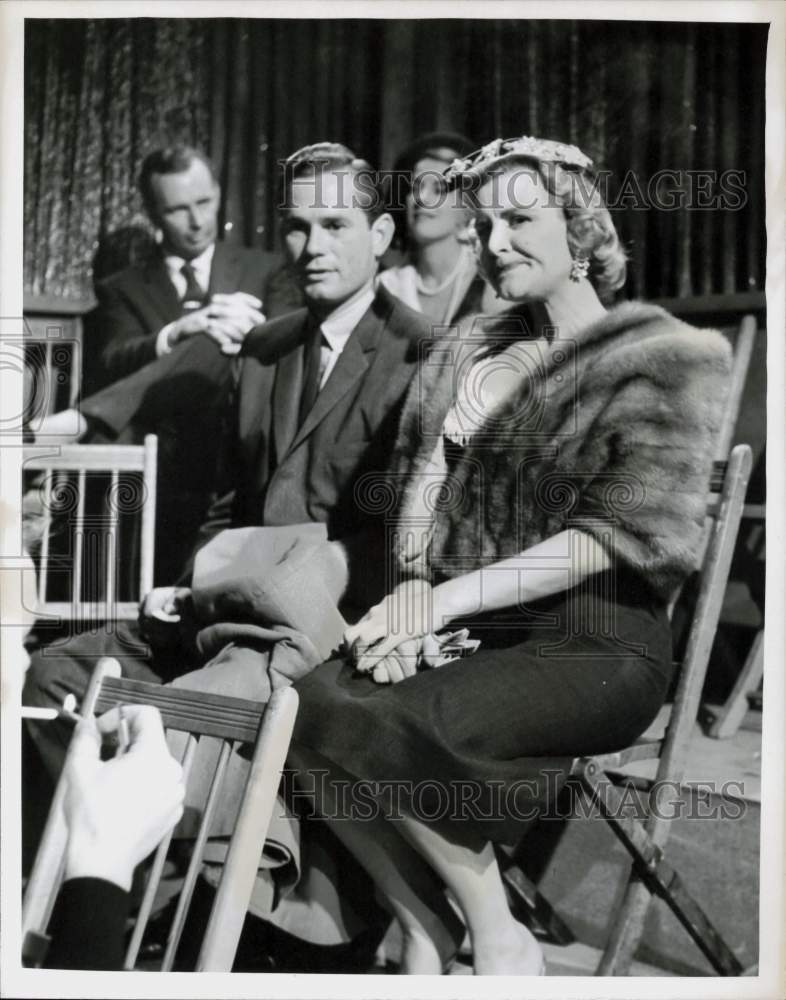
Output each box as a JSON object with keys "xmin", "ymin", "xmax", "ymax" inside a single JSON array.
[{"xmin": 389, "ymin": 301, "xmax": 732, "ymax": 600}]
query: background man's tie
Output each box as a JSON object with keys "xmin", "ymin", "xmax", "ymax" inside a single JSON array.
[{"xmin": 181, "ymin": 262, "xmax": 207, "ymax": 312}]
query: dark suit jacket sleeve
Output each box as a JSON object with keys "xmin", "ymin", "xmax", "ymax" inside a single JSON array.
[
  {"xmin": 172, "ymin": 373, "xmax": 245, "ymax": 586},
  {"xmin": 95, "ymin": 278, "xmax": 164, "ymax": 381},
  {"xmin": 44, "ymin": 877, "xmax": 131, "ymax": 970}
]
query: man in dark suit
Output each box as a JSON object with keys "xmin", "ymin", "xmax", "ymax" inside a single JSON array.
[
  {"xmin": 25, "ymin": 141, "xmax": 431, "ymax": 766},
  {"xmin": 84, "ymin": 146, "xmax": 295, "ymax": 580},
  {"xmin": 94, "ymin": 145, "xmax": 278, "ymax": 382}
]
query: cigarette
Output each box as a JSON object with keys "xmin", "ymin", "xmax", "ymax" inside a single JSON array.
[
  {"xmin": 20, "ymin": 705, "xmax": 84, "ymax": 724},
  {"xmin": 21, "ymin": 706, "xmax": 59, "ymax": 721}
]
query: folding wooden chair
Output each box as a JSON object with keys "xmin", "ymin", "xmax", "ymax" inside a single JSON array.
[
  {"xmin": 501, "ymin": 443, "xmax": 752, "ymax": 976},
  {"xmin": 23, "ymin": 436, "xmax": 157, "ymax": 622},
  {"xmin": 22, "ymin": 656, "xmax": 299, "ymax": 971}
]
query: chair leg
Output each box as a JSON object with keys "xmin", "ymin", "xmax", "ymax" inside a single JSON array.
[
  {"xmin": 706, "ymin": 629, "xmax": 764, "ymax": 739},
  {"xmin": 596, "ymin": 876, "xmax": 653, "ymax": 975},
  {"xmin": 499, "ymin": 860, "xmax": 576, "ymax": 945},
  {"xmin": 576, "ymin": 761, "xmax": 743, "ymax": 976}
]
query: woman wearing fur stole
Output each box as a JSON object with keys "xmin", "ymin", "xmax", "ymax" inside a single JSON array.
[{"xmin": 289, "ymin": 136, "xmax": 732, "ymax": 974}]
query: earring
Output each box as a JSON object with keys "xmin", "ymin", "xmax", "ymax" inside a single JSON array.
[{"xmin": 570, "ymin": 255, "xmax": 590, "ymax": 282}]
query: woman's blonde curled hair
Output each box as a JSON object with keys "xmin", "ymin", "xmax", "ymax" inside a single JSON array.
[
  {"xmin": 541, "ymin": 160, "xmax": 627, "ymax": 301},
  {"xmin": 446, "ymin": 138, "xmax": 628, "ymax": 302}
]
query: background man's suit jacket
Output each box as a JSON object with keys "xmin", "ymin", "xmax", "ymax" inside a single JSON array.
[
  {"xmin": 92, "ymin": 241, "xmax": 282, "ymax": 385},
  {"xmin": 82, "ymin": 242, "xmax": 290, "ymax": 581},
  {"xmin": 199, "ymin": 285, "xmax": 433, "ymax": 606}
]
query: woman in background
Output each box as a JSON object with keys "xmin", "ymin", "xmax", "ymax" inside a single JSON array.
[
  {"xmin": 378, "ymin": 132, "xmax": 503, "ymax": 324},
  {"xmin": 289, "ymin": 135, "xmax": 732, "ymax": 974}
]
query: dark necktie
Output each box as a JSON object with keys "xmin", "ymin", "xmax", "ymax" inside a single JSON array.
[
  {"xmin": 181, "ymin": 262, "xmax": 206, "ymax": 312},
  {"xmin": 298, "ymin": 324, "xmax": 328, "ymax": 426}
]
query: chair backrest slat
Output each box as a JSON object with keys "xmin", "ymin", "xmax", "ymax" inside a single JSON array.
[
  {"xmin": 140, "ymin": 435, "xmax": 158, "ymax": 597},
  {"xmin": 95, "ymin": 676, "xmax": 267, "ymax": 743},
  {"xmin": 72, "ymin": 469, "xmax": 86, "ymax": 606},
  {"xmin": 25, "ymin": 437, "xmax": 157, "ymax": 622},
  {"xmin": 26, "ymin": 444, "xmax": 148, "ymax": 472},
  {"xmin": 160, "ymin": 739, "xmax": 233, "ymax": 971},
  {"xmin": 122, "ymin": 731, "xmax": 200, "ymax": 970},
  {"xmin": 105, "ymin": 469, "xmax": 120, "ymax": 611},
  {"xmin": 36, "ymin": 470, "xmax": 54, "ymax": 607}
]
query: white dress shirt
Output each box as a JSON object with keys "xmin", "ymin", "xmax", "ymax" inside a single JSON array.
[
  {"xmin": 316, "ymin": 286, "xmax": 376, "ymax": 389},
  {"xmin": 156, "ymin": 243, "xmax": 216, "ymax": 356},
  {"xmin": 164, "ymin": 242, "xmax": 214, "ymax": 300}
]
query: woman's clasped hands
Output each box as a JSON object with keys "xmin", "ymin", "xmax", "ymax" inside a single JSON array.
[{"xmin": 344, "ymin": 579, "xmax": 437, "ymax": 685}]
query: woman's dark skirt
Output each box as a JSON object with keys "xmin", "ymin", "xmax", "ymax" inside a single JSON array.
[{"xmin": 292, "ymin": 569, "xmax": 672, "ymax": 843}]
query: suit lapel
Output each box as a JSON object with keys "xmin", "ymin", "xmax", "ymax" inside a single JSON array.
[
  {"xmin": 238, "ymin": 320, "xmax": 309, "ymax": 492},
  {"xmin": 272, "ymin": 331, "xmax": 309, "ymax": 465},
  {"xmin": 208, "ymin": 241, "xmax": 241, "ymax": 296},
  {"xmin": 286, "ymin": 298, "xmax": 384, "ymax": 454}
]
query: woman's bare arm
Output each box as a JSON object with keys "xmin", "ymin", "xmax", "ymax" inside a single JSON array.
[
  {"xmin": 346, "ymin": 528, "xmax": 612, "ymax": 669},
  {"xmin": 432, "ymin": 528, "xmax": 611, "ymax": 625}
]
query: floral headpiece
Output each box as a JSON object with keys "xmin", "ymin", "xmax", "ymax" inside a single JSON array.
[{"xmin": 443, "ymin": 136, "xmax": 594, "ymax": 186}]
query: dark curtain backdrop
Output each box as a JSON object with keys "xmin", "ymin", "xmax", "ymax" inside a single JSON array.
[{"xmin": 24, "ymin": 17, "xmax": 767, "ymax": 302}]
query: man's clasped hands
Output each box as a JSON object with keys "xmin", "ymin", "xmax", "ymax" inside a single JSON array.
[{"xmin": 163, "ymin": 291, "xmax": 265, "ymax": 355}]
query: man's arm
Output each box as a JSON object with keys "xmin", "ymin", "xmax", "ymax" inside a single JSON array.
[
  {"xmin": 95, "ymin": 280, "xmax": 162, "ymax": 381},
  {"xmin": 44, "ymin": 878, "xmax": 131, "ymax": 971},
  {"xmin": 44, "ymin": 707, "xmax": 184, "ymax": 970},
  {"xmin": 97, "ymin": 280, "xmax": 266, "ymax": 383}
]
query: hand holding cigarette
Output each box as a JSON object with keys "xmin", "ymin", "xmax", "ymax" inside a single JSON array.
[{"xmin": 62, "ymin": 705, "xmax": 185, "ymax": 892}]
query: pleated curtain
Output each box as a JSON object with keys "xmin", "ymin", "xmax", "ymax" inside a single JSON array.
[{"xmin": 24, "ymin": 17, "xmax": 767, "ymax": 302}]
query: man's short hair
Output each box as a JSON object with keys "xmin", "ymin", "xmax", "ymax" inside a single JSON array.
[
  {"xmin": 279, "ymin": 142, "xmax": 386, "ymax": 221},
  {"xmin": 138, "ymin": 145, "xmax": 217, "ymax": 215}
]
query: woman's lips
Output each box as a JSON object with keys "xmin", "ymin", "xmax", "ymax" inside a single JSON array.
[{"xmin": 495, "ymin": 258, "xmax": 531, "ymax": 276}]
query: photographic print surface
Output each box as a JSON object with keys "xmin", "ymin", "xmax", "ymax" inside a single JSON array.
[{"xmin": 1, "ymin": 3, "xmax": 782, "ymax": 998}]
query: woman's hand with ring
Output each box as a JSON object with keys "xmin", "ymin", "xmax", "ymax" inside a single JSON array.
[{"xmin": 345, "ymin": 579, "xmax": 434, "ymax": 672}]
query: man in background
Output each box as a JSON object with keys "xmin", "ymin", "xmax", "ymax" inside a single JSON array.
[
  {"xmin": 95, "ymin": 144, "xmax": 278, "ymax": 380},
  {"xmin": 85, "ymin": 145, "xmax": 298, "ymax": 580}
]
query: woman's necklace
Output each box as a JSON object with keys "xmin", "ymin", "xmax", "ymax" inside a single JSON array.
[{"xmin": 414, "ymin": 249, "xmax": 467, "ymax": 296}]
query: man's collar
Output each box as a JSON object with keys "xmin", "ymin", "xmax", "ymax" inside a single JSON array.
[
  {"xmin": 163, "ymin": 241, "xmax": 215, "ymax": 276},
  {"xmin": 317, "ymin": 286, "xmax": 376, "ymax": 350}
]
